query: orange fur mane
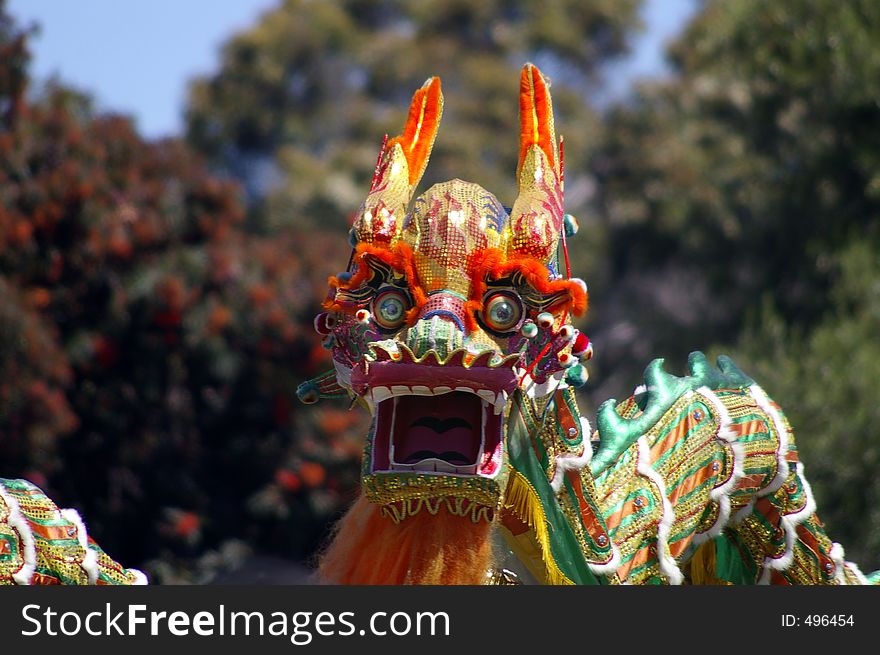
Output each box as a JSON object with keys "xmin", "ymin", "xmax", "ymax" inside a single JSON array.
[{"xmin": 317, "ymin": 494, "xmax": 496, "ymax": 585}]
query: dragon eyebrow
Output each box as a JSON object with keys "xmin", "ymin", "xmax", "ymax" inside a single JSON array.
[
  {"xmin": 466, "ymin": 248, "xmax": 588, "ymax": 325},
  {"xmin": 325, "ymin": 243, "xmax": 428, "ymax": 318},
  {"xmin": 500, "ymin": 274, "xmax": 571, "ymax": 313}
]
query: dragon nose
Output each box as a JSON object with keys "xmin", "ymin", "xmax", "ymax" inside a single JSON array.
[
  {"xmin": 405, "ymin": 292, "xmax": 467, "ymax": 359},
  {"xmin": 413, "ymin": 292, "xmax": 467, "ymax": 332}
]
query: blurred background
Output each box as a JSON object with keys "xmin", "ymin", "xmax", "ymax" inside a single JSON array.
[{"xmin": 1, "ymin": 0, "xmax": 878, "ymax": 583}]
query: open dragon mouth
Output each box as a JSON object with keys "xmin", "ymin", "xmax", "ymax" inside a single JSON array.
[
  {"xmin": 368, "ymin": 386, "xmax": 506, "ymax": 478},
  {"xmin": 350, "ymin": 343, "xmax": 520, "ymax": 483}
]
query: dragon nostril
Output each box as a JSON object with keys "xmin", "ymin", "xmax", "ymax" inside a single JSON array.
[
  {"xmin": 412, "ymin": 292, "xmax": 468, "ymax": 332},
  {"xmin": 418, "ymin": 311, "xmax": 465, "ymax": 331}
]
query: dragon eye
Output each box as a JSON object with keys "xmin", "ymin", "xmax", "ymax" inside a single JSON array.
[
  {"xmin": 481, "ymin": 291, "xmax": 523, "ymax": 334},
  {"xmin": 372, "ymin": 288, "xmax": 411, "ymax": 330}
]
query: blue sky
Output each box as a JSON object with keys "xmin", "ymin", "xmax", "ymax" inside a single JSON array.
[{"xmin": 9, "ymin": 0, "xmax": 695, "ymax": 139}]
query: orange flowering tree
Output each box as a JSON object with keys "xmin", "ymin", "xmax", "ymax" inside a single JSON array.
[{"xmin": 0, "ymin": 5, "xmax": 365, "ymax": 582}]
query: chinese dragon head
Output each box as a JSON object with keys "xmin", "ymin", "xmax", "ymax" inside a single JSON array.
[
  {"xmin": 300, "ymin": 65, "xmax": 592, "ymax": 583},
  {"xmin": 300, "ymin": 65, "xmax": 878, "ymax": 586}
]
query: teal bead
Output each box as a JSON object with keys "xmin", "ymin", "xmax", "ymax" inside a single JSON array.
[
  {"xmin": 348, "ymin": 228, "xmax": 359, "ymax": 248},
  {"xmin": 565, "ymin": 364, "xmax": 589, "ymax": 388},
  {"xmin": 521, "ymin": 321, "xmax": 538, "ymax": 338},
  {"xmin": 563, "ymin": 213, "xmax": 579, "ymax": 238},
  {"xmin": 296, "ymin": 382, "xmax": 320, "ymax": 404}
]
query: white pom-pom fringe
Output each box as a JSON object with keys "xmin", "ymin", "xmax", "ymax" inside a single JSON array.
[
  {"xmin": 0, "ymin": 484, "xmax": 37, "ymax": 585},
  {"xmin": 758, "ymin": 462, "xmax": 817, "ymax": 583},
  {"xmin": 636, "ymin": 436, "xmax": 683, "ymax": 585},
  {"xmin": 588, "ymin": 542, "xmax": 622, "ymax": 576},
  {"xmin": 60, "ymin": 508, "xmax": 99, "ymax": 585},
  {"xmin": 130, "ymin": 569, "xmax": 149, "ymax": 585},
  {"xmin": 829, "ymin": 542, "xmax": 870, "ymax": 585},
  {"xmin": 550, "ymin": 417, "xmax": 593, "ymax": 493},
  {"xmin": 690, "ymin": 388, "xmax": 745, "ymax": 545},
  {"xmin": 749, "ymin": 385, "xmax": 790, "ymax": 497}
]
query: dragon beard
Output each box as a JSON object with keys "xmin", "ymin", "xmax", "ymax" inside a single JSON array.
[{"xmin": 317, "ymin": 493, "xmax": 495, "ymax": 584}]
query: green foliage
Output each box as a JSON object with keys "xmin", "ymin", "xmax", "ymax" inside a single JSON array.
[
  {"xmin": 590, "ymin": 0, "xmax": 880, "ymax": 403},
  {"xmin": 595, "ymin": 0, "xmax": 880, "ymax": 570},
  {"xmin": 0, "ymin": 2, "xmax": 367, "ymax": 581},
  {"xmin": 185, "ymin": 0, "xmax": 639, "ymax": 234},
  {"xmin": 722, "ymin": 241, "xmax": 880, "ymax": 570}
]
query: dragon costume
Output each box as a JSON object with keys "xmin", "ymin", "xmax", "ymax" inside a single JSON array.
[
  {"xmin": 302, "ymin": 64, "xmax": 879, "ymax": 586},
  {"xmin": 1, "ymin": 478, "xmax": 145, "ymax": 585}
]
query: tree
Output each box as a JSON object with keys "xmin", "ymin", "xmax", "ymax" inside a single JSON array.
[
  {"xmin": 185, "ymin": 0, "xmax": 640, "ymax": 236},
  {"xmin": 0, "ymin": 1, "xmax": 366, "ymax": 581},
  {"xmin": 725, "ymin": 241, "xmax": 880, "ymax": 569},
  {"xmin": 591, "ymin": 0, "xmax": 880, "ymax": 393},
  {"xmin": 593, "ymin": 0, "xmax": 880, "ymax": 569}
]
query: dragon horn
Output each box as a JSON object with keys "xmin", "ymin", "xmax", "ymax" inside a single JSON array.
[
  {"xmin": 352, "ymin": 77, "xmax": 444, "ymax": 248},
  {"xmin": 507, "ymin": 64, "xmax": 564, "ymax": 264}
]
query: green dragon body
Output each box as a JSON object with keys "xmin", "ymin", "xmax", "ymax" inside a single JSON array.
[
  {"xmin": 301, "ymin": 64, "xmax": 877, "ymax": 585},
  {"xmin": 1, "ymin": 478, "xmax": 144, "ymax": 585}
]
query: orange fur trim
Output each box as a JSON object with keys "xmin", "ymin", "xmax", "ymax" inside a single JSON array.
[
  {"xmin": 328, "ymin": 244, "xmax": 396, "ymax": 292},
  {"xmin": 463, "ymin": 300, "xmax": 482, "ymax": 333},
  {"xmin": 386, "ymin": 77, "xmax": 443, "ymax": 186},
  {"xmin": 317, "ymin": 495, "xmax": 495, "ymax": 585},
  {"xmin": 468, "ymin": 248, "xmax": 588, "ymax": 319},
  {"xmin": 518, "ymin": 65, "xmax": 555, "ymax": 179},
  {"xmin": 326, "ymin": 242, "xmax": 428, "ymax": 322}
]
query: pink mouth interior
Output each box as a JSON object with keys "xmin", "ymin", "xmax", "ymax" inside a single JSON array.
[
  {"xmin": 371, "ymin": 390, "xmax": 502, "ymax": 477},
  {"xmin": 393, "ymin": 392, "xmax": 481, "ymax": 465}
]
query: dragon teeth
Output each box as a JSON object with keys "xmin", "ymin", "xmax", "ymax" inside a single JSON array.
[
  {"xmin": 367, "ymin": 383, "xmax": 509, "ymax": 414},
  {"xmin": 494, "ymin": 391, "xmax": 507, "ymax": 415},
  {"xmin": 382, "ymin": 498, "xmax": 491, "ymax": 524},
  {"xmin": 400, "ymin": 459, "xmax": 479, "ymax": 475},
  {"xmin": 372, "ymin": 386, "xmax": 393, "ymax": 403}
]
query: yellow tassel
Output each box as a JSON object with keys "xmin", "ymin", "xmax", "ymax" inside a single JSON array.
[
  {"xmin": 503, "ymin": 471, "xmax": 574, "ymax": 585},
  {"xmin": 688, "ymin": 540, "xmax": 730, "ymax": 585}
]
